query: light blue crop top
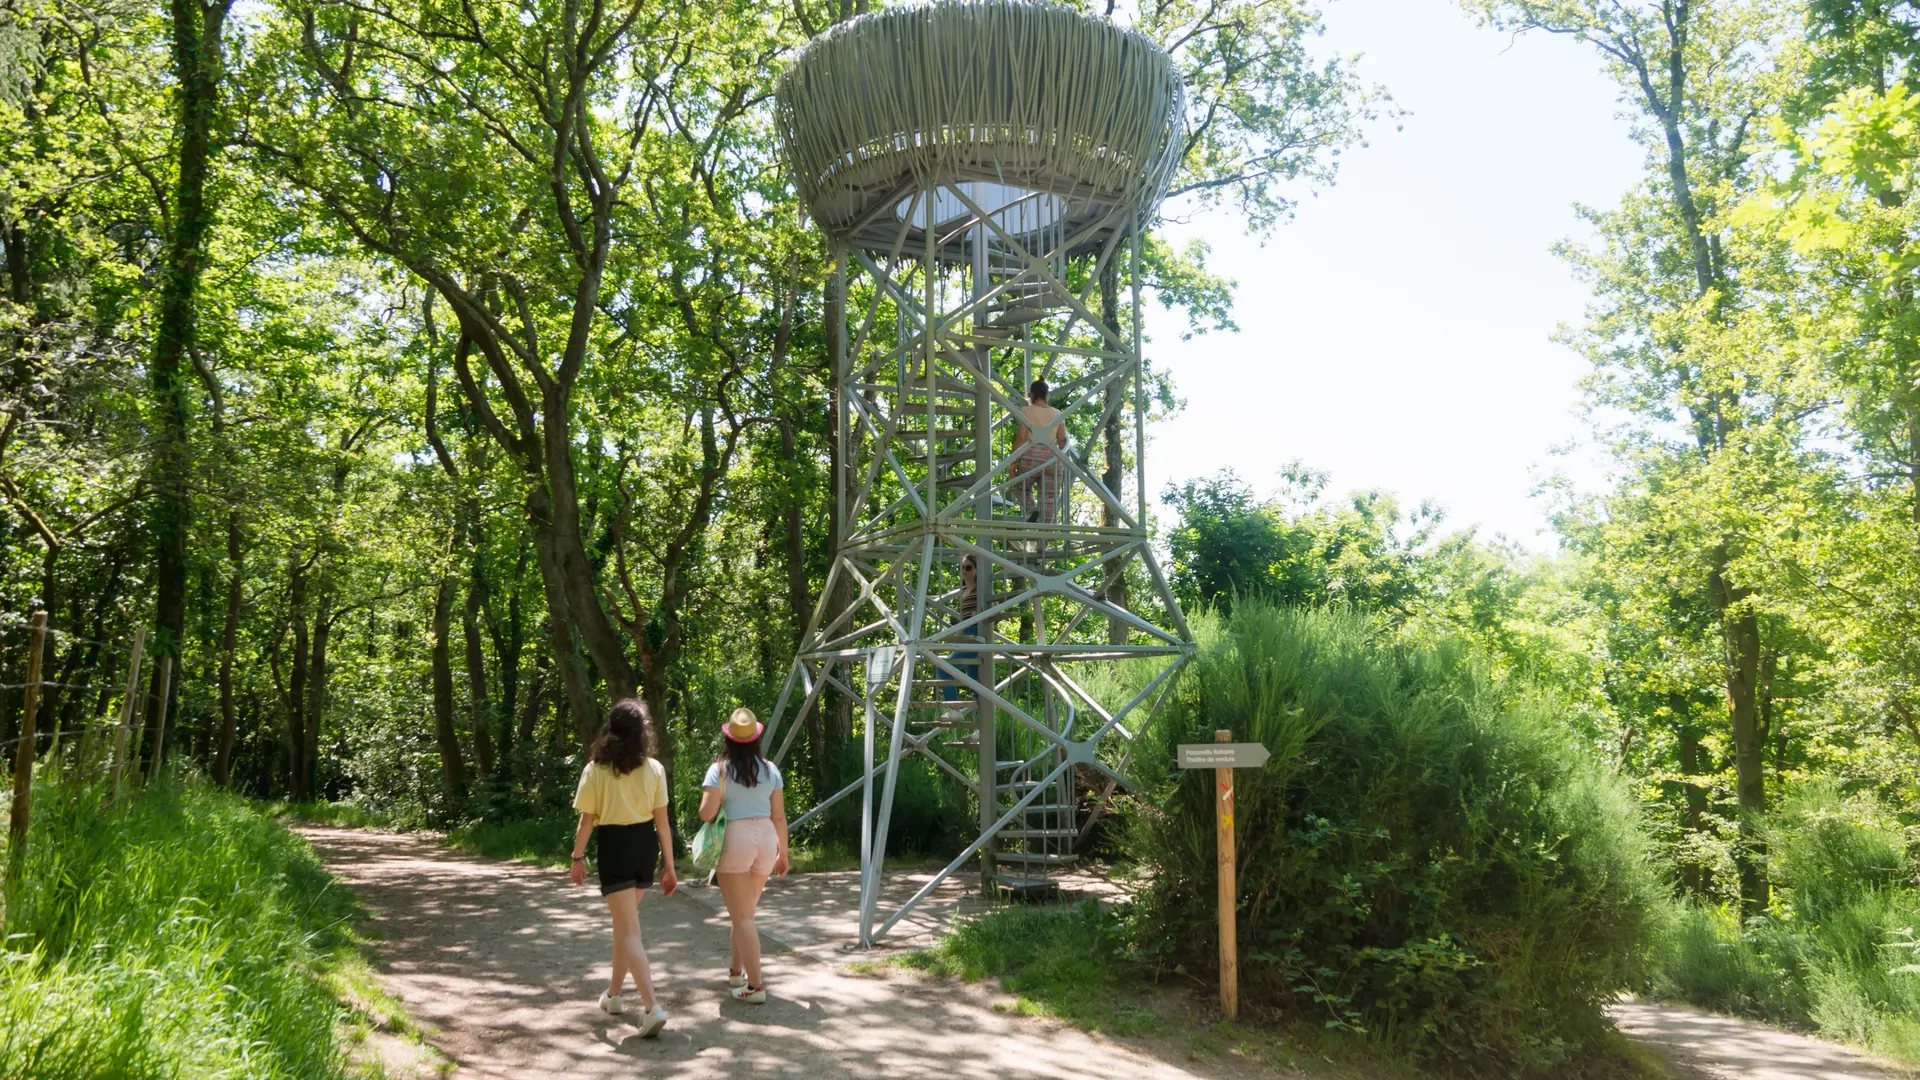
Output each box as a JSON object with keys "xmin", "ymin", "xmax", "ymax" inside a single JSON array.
[{"xmin": 702, "ymin": 759, "xmax": 783, "ymax": 820}]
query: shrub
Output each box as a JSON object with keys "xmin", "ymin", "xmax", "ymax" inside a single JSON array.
[
  {"xmin": 806, "ymin": 740, "xmax": 976, "ymax": 857},
  {"xmin": 1653, "ymin": 783, "xmax": 1920, "ymax": 1061},
  {"xmin": 1122, "ymin": 602, "xmax": 1663, "ymax": 1073},
  {"xmin": 0, "ymin": 776, "xmax": 355, "ymax": 1079}
]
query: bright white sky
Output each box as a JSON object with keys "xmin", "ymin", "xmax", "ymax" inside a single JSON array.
[{"xmin": 1147, "ymin": 0, "xmax": 1646, "ymax": 550}]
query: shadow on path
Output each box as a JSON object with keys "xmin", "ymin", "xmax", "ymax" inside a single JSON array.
[{"xmin": 300, "ymin": 827, "xmax": 1213, "ymax": 1080}]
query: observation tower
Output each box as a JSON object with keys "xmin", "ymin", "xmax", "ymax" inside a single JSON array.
[{"xmin": 764, "ymin": 0, "xmax": 1195, "ymax": 947}]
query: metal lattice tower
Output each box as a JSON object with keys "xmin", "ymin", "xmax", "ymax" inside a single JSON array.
[{"xmin": 763, "ymin": 0, "xmax": 1195, "ymax": 947}]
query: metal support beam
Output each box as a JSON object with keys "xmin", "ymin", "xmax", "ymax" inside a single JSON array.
[{"xmin": 766, "ymin": 177, "xmax": 1194, "ymax": 945}]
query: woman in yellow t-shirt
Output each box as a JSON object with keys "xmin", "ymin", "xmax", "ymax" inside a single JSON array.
[{"xmin": 569, "ymin": 698, "xmax": 679, "ymax": 1037}]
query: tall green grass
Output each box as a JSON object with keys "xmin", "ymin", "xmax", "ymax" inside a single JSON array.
[
  {"xmin": 448, "ymin": 813, "xmax": 577, "ymax": 867},
  {"xmin": 1, "ymin": 776, "xmax": 357, "ymax": 1079},
  {"xmin": 892, "ymin": 900, "xmax": 1160, "ymax": 1035},
  {"xmin": 1123, "ymin": 602, "xmax": 1664, "ymax": 1074},
  {"xmin": 1654, "ymin": 783, "xmax": 1920, "ymax": 1061},
  {"xmin": 266, "ymin": 798, "xmax": 394, "ymax": 830}
]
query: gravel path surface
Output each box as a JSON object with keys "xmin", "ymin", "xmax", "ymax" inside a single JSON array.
[
  {"xmin": 304, "ymin": 824, "xmax": 1920, "ymax": 1080},
  {"xmin": 1608, "ymin": 1000, "xmax": 1909, "ymax": 1079},
  {"xmin": 301, "ymin": 826, "xmax": 1235, "ymax": 1080}
]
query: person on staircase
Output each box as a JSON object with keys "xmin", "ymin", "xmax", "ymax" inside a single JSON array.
[
  {"xmin": 1013, "ymin": 378, "xmax": 1068, "ymax": 524},
  {"xmin": 569, "ymin": 698, "xmax": 677, "ymax": 1037},
  {"xmin": 699, "ymin": 708, "xmax": 789, "ymax": 1004},
  {"xmin": 941, "ymin": 554, "xmax": 983, "ymax": 724}
]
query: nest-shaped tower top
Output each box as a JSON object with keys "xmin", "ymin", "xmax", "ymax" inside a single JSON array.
[{"xmin": 775, "ymin": 1, "xmax": 1186, "ymax": 262}]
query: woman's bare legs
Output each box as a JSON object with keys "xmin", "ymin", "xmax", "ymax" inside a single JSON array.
[
  {"xmin": 716, "ymin": 871, "xmax": 771, "ymax": 986},
  {"xmin": 608, "ymin": 939, "xmax": 628, "ymax": 997},
  {"xmin": 604, "ymin": 888, "xmax": 657, "ymax": 1008}
]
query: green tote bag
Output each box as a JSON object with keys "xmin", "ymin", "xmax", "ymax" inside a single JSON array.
[{"xmin": 690, "ymin": 770, "xmax": 727, "ymax": 873}]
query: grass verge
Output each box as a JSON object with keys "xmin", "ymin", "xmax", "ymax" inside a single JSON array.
[
  {"xmin": 864, "ymin": 900, "xmax": 1672, "ymax": 1079},
  {"xmin": 861, "ymin": 900, "xmax": 1415, "ymax": 1075},
  {"xmin": 1, "ymin": 775, "xmax": 437, "ymax": 1079},
  {"xmin": 881, "ymin": 899, "xmax": 1160, "ymax": 1035}
]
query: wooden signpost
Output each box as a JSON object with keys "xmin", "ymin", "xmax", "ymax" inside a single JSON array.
[{"xmin": 1178, "ymin": 730, "xmax": 1270, "ymax": 1021}]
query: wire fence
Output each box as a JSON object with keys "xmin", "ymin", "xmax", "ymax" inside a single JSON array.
[{"xmin": 0, "ymin": 617, "xmax": 130, "ymax": 655}]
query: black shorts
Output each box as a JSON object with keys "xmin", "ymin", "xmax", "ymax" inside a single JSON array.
[{"xmin": 594, "ymin": 823, "xmax": 658, "ymax": 896}]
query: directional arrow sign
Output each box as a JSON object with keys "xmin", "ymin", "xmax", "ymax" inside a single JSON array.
[{"xmin": 1177, "ymin": 742, "xmax": 1270, "ymax": 770}]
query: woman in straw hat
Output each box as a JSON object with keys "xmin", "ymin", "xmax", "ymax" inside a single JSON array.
[
  {"xmin": 698, "ymin": 706, "xmax": 789, "ymax": 1003},
  {"xmin": 569, "ymin": 697, "xmax": 678, "ymax": 1036}
]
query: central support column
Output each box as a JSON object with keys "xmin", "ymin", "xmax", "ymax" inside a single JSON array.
[{"xmin": 971, "ymin": 221, "xmax": 998, "ymax": 895}]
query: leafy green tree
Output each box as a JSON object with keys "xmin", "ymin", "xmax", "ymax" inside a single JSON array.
[
  {"xmin": 146, "ymin": 0, "xmax": 235, "ymax": 737},
  {"xmin": 1726, "ymin": 2, "xmax": 1920, "ymax": 812},
  {"xmin": 240, "ymin": 0, "xmax": 799, "ymax": 762},
  {"xmin": 1473, "ymin": 0, "xmax": 1802, "ymax": 914},
  {"xmin": 1162, "ymin": 466, "xmax": 1452, "ymax": 618}
]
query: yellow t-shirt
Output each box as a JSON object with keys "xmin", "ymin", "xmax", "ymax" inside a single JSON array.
[{"xmin": 572, "ymin": 758, "xmax": 668, "ymax": 826}]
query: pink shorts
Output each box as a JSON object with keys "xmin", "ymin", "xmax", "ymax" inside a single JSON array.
[{"xmin": 717, "ymin": 817, "xmax": 778, "ymax": 875}]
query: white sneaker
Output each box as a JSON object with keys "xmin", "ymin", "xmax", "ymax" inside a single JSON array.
[
  {"xmin": 731, "ymin": 984, "xmax": 767, "ymax": 1005},
  {"xmin": 939, "ymin": 707, "xmax": 970, "ymax": 724},
  {"xmin": 635, "ymin": 1003, "xmax": 668, "ymax": 1038},
  {"xmin": 729, "ymin": 969, "xmax": 747, "ymax": 989},
  {"xmin": 596, "ymin": 990, "xmax": 623, "ymax": 1016}
]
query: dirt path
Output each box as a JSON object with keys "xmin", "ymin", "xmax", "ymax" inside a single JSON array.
[
  {"xmin": 301, "ymin": 826, "xmax": 1247, "ymax": 1080},
  {"xmin": 1608, "ymin": 1000, "xmax": 1909, "ymax": 1080},
  {"xmin": 305, "ymin": 825, "xmax": 1918, "ymax": 1080}
]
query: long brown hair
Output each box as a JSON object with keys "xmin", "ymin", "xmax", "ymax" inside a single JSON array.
[
  {"xmin": 720, "ymin": 706, "xmax": 767, "ymax": 788},
  {"xmin": 589, "ymin": 698, "xmax": 653, "ymax": 775}
]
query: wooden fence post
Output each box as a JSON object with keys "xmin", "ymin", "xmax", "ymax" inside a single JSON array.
[
  {"xmin": 111, "ymin": 629, "xmax": 146, "ymax": 798},
  {"xmin": 7, "ymin": 612, "xmax": 49, "ymax": 886},
  {"xmin": 146, "ymin": 655, "xmax": 173, "ymax": 783},
  {"xmin": 1215, "ymin": 728, "xmax": 1238, "ymax": 1021}
]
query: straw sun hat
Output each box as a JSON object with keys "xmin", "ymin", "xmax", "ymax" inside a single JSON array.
[{"xmin": 724, "ymin": 707, "xmax": 764, "ymax": 743}]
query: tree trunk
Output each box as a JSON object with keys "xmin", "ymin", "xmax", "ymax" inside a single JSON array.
[
  {"xmin": 641, "ymin": 663, "xmax": 673, "ymax": 791},
  {"xmin": 304, "ymin": 585, "xmax": 331, "ymax": 797},
  {"xmin": 1676, "ymin": 714, "xmax": 1710, "ymax": 898},
  {"xmin": 287, "ymin": 552, "xmax": 310, "ymax": 800},
  {"xmin": 536, "ymin": 392, "xmax": 637, "ymax": 703},
  {"xmin": 1710, "ymin": 557, "xmax": 1768, "ymax": 914},
  {"xmin": 1642, "ymin": 19, "xmax": 1768, "ymax": 915},
  {"xmin": 3, "ymin": 225, "xmax": 29, "ymax": 306},
  {"xmin": 213, "ymin": 511, "xmax": 241, "ymax": 785},
  {"xmin": 148, "ymin": 0, "xmax": 233, "ymax": 699},
  {"xmin": 431, "ymin": 575, "xmax": 466, "ymax": 802},
  {"xmin": 527, "ymin": 520, "xmax": 599, "ymax": 745},
  {"xmin": 517, "ymin": 656, "xmax": 547, "ymax": 745},
  {"xmin": 464, "ymin": 562, "xmax": 493, "ymax": 779},
  {"xmin": 487, "ymin": 541, "xmax": 528, "ymax": 778},
  {"xmin": 1910, "ymin": 405, "xmax": 1920, "ymax": 526},
  {"xmin": 64, "ymin": 541, "xmax": 128, "ymax": 736}
]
